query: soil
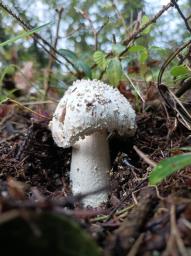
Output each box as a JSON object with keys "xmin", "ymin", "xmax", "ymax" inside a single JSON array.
[{"xmin": 0, "ymin": 100, "xmax": 191, "ymax": 256}]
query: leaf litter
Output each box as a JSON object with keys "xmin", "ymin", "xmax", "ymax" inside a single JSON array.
[{"xmin": 0, "ymin": 96, "xmax": 191, "ymax": 255}]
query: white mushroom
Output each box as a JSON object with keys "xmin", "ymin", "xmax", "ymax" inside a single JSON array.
[{"xmin": 49, "ymin": 79, "xmax": 136, "ymax": 207}]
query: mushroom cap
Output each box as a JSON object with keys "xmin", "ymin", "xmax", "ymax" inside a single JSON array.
[{"xmin": 49, "ymin": 79, "xmax": 136, "ymax": 148}]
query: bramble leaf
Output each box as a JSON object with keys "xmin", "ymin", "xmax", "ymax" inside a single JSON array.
[{"xmin": 93, "ymin": 51, "xmax": 107, "ymax": 70}]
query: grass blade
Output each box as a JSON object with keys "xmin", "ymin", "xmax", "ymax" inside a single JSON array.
[
  {"xmin": 149, "ymin": 153, "xmax": 191, "ymax": 185},
  {"xmin": 0, "ymin": 22, "xmax": 52, "ymax": 47}
]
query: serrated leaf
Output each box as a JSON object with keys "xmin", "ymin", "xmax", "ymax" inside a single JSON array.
[
  {"xmin": 170, "ymin": 65, "xmax": 190, "ymax": 77},
  {"xmin": 141, "ymin": 15, "xmax": 153, "ymax": 35},
  {"xmin": 0, "ymin": 22, "xmax": 52, "ymax": 47},
  {"xmin": 0, "ymin": 211, "xmax": 101, "ymax": 256},
  {"xmin": 112, "ymin": 44, "xmax": 126, "ymax": 56},
  {"xmin": 93, "ymin": 51, "xmax": 107, "ymax": 70},
  {"xmin": 149, "ymin": 153, "xmax": 191, "ymax": 185},
  {"xmin": 106, "ymin": 58, "xmax": 122, "ymax": 86}
]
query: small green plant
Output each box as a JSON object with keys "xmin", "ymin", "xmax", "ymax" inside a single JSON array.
[
  {"xmin": 149, "ymin": 151, "xmax": 191, "ymax": 185},
  {"xmin": 0, "ymin": 22, "xmax": 52, "ymax": 47}
]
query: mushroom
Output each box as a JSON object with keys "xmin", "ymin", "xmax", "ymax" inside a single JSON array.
[{"xmin": 49, "ymin": 79, "xmax": 136, "ymax": 207}]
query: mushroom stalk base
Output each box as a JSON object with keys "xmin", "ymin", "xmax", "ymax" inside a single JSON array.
[{"xmin": 70, "ymin": 131, "xmax": 110, "ymax": 207}]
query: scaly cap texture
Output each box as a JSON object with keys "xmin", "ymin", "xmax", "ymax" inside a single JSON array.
[{"xmin": 49, "ymin": 79, "xmax": 136, "ymax": 148}]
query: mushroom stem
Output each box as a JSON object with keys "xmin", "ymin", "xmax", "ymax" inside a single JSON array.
[{"xmin": 70, "ymin": 131, "xmax": 110, "ymax": 207}]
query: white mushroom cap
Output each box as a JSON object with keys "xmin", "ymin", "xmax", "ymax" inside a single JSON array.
[{"xmin": 49, "ymin": 79, "xmax": 136, "ymax": 148}]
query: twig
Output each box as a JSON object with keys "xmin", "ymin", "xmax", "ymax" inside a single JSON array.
[
  {"xmin": 133, "ymin": 145, "xmax": 157, "ymax": 167},
  {"xmin": 105, "ymin": 178, "xmax": 147, "ymax": 222},
  {"xmin": 124, "ymin": 72, "xmax": 145, "ymax": 102},
  {"xmin": 0, "ymin": 209, "xmax": 20, "ymax": 224},
  {"xmin": 133, "ymin": 11, "xmax": 143, "ymax": 34},
  {"xmin": 95, "ymin": 18, "xmax": 109, "ymax": 49},
  {"xmin": 169, "ymin": 204, "xmax": 188, "ymax": 256},
  {"xmin": 4, "ymin": 98, "xmax": 50, "ymax": 120},
  {"xmin": 127, "ymin": 233, "xmax": 145, "ymax": 256},
  {"xmin": 44, "ymin": 7, "xmax": 64, "ymax": 98},
  {"xmin": 79, "ymin": 9, "xmax": 109, "ymax": 50},
  {"xmin": 21, "ymin": 100, "xmax": 55, "ymax": 105},
  {"xmin": 106, "ymin": 187, "xmax": 158, "ymax": 255},
  {"xmin": 90, "ymin": 1, "xmax": 174, "ymax": 71},
  {"xmin": 111, "ymin": 0, "xmax": 128, "ymax": 33},
  {"xmin": 0, "ymin": 1, "xmax": 80, "ymax": 74},
  {"xmin": 62, "ymin": 24, "xmax": 84, "ymax": 39},
  {"xmin": 0, "ymin": 1, "xmax": 64, "ymax": 65},
  {"xmin": 176, "ymin": 77, "xmax": 191, "ymax": 97},
  {"xmin": 187, "ymin": 13, "xmax": 191, "ymax": 21},
  {"xmin": 171, "ymin": 0, "xmax": 191, "ymax": 34},
  {"xmin": 121, "ymin": 1, "xmax": 174, "ymax": 55},
  {"xmin": 90, "ymin": 204, "xmax": 134, "ymax": 222},
  {"xmin": 162, "ymin": 204, "xmax": 188, "ymax": 256},
  {"xmin": 158, "ymin": 39, "xmax": 191, "ymax": 85}
]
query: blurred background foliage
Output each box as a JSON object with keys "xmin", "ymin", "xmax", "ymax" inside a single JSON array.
[{"xmin": 0, "ymin": 0, "xmax": 191, "ymax": 106}]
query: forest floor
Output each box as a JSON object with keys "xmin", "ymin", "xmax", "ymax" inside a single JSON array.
[{"xmin": 0, "ymin": 96, "xmax": 191, "ymax": 256}]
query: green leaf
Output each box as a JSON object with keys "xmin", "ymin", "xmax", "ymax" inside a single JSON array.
[
  {"xmin": 93, "ymin": 51, "xmax": 107, "ymax": 70},
  {"xmin": 0, "ymin": 96, "xmax": 8, "ymax": 104},
  {"xmin": 170, "ymin": 65, "xmax": 190, "ymax": 77},
  {"xmin": 76, "ymin": 60, "xmax": 92, "ymax": 78},
  {"xmin": 112, "ymin": 44, "xmax": 126, "ymax": 56},
  {"xmin": 0, "ymin": 22, "xmax": 52, "ymax": 47},
  {"xmin": 0, "ymin": 64, "xmax": 16, "ymax": 86},
  {"xmin": 150, "ymin": 46, "xmax": 168, "ymax": 57},
  {"xmin": 106, "ymin": 58, "xmax": 122, "ymax": 86},
  {"xmin": 0, "ymin": 211, "xmax": 101, "ymax": 256},
  {"xmin": 59, "ymin": 49, "xmax": 92, "ymax": 78},
  {"xmin": 129, "ymin": 45, "xmax": 146, "ymax": 53},
  {"xmin": 129, "ymin": 45, "xmax": 148, "ymax": 63},
  {"xmin": 149, "ymin": 153, "xmax": 191, "ymax": 185},
  {"xmin": 59, "ymin": 49, "xmax": 78, "ymax": 63},
  {"xmin": 141, "ymin": 15, "xmax": 153, "ymax": 35},
  {"xmin": 140, "ymin": 50, "xmax": 148, "ymax": 63}
]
